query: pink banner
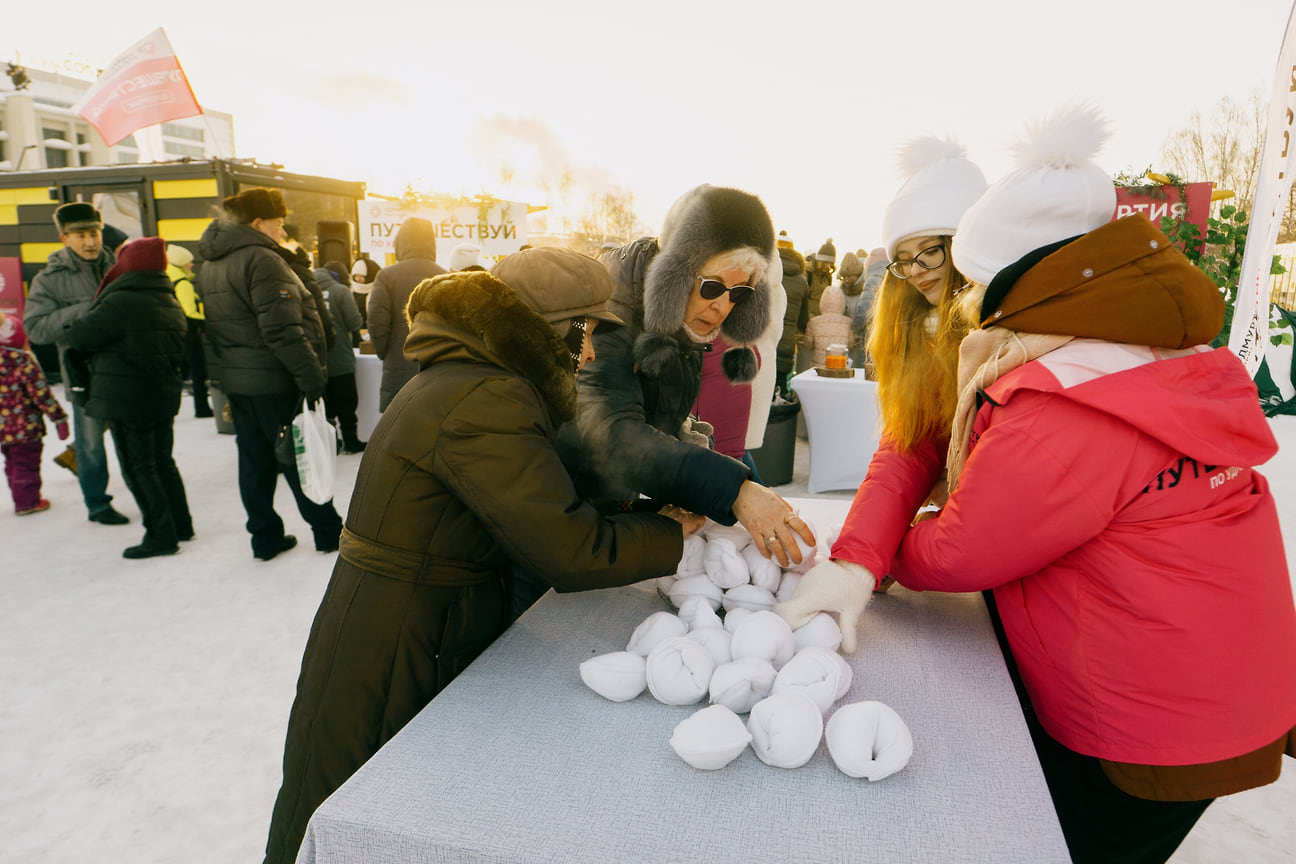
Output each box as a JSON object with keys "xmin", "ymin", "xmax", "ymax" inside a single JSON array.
[
  {"xmin": 1112, "ymin": 182, "xmax": 1213, "ymax": 251},
  {"xmin": 75, "ymin": 28, "xmax": 202, "ymax": 147}
]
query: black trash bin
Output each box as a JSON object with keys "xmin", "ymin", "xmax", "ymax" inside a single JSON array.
[{"xmin": 748, "ymin": 397, "xmax": 800, "ymax": 487}]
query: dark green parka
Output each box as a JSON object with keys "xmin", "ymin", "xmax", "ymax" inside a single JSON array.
[{"xmin": 264, "ymin": 270, "xmax": 683, "ymax": 864}]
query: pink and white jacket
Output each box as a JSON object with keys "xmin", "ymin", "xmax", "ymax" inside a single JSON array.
[{"xmin": 891, "ymin": 339, "xmax": 1296, "ymax": 765}]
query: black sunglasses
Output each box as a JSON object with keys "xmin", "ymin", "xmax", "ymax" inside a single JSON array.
[{"xmin": 698, "ymin": 277, "xmax": 754, "ymax": 304}]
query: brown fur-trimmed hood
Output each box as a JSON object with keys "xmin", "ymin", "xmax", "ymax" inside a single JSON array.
[
  {"xmin": 981, "ymin": 214, "xmax": 1224, "ymax": 348},
  {"xmin": 403, "ymin": 271, "xmax": 577, "ymax": 421}
]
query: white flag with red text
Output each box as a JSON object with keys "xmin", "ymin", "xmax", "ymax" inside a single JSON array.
[
  {"xmin": 74, "ymin": 28, "xmax": 202, "ymax": 147},
  {"xmin": 1230, "ymin": 0, "xmax": 1296, "ymax": 376}
]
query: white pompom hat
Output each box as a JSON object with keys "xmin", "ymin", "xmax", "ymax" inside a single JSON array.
[
  {"xmin": 881, "ymin": 136, "xmax": 988, "ymax": 260},
  {"xmin": 952, "ymin": 102, "xmax": 1117, "ymax": 287}
]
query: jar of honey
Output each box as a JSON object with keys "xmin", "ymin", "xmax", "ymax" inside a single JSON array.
[{"xmin": 825, "ymin": 344, "xmax": 848, "ymax": 370}]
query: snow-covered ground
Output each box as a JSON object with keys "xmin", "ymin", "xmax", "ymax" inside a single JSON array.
[{"xmin": 2, "ymin": 400, "xmax": 1294, "ymax": 863}]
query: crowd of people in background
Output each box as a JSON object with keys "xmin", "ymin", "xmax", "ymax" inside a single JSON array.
[{"xmin": 3, "ymin": 100, "xmax": 1295, "ymax": 864}]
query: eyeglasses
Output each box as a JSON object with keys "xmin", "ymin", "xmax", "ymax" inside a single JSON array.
[
  {"xmin": 887, "ymin": 243, "xmax": 947, "ymax": 280},
  {"xmin": 698, "ymin": 277, "xmax": 754, "ymax": 304}
]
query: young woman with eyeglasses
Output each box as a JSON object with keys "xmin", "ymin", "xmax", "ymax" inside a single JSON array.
[{"xmin": 776, "ymin": 137, "xmax": 988, "ymax": 652}]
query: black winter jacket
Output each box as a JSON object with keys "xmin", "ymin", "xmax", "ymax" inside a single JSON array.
[
  {"xmin": 196, "ymin": 220, "xmax": 328, "ymax": 396},
  {"xmin": 62, "ymin": 270, "xmax": 187, "ymax": 422},
  {"xmin": 561, "ymin": 237, "xmax": 751, "ymax": 523}
]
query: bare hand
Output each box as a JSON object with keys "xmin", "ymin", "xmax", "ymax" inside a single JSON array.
[{"xmin": 731, "ymin": 480, "xmax": 816, "ymax": 567}]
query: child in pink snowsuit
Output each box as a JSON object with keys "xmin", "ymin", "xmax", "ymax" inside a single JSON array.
[{"xmin": 0, "ymin": 308, "xmax": 69, "ymax": 514}]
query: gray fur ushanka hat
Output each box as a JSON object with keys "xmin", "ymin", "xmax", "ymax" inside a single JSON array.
[{"xmin": 638, "ymin": 185, "xmax": 775, "ymax": 383}]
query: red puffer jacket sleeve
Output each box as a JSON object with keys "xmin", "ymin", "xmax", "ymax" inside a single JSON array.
[
  {"xmin": 829, "ymin": 432, "xmax": 946, "ymax": 585},
  {"xmin": 892, "ymin": 391, "xmax": 1139, "ymax": 591}
]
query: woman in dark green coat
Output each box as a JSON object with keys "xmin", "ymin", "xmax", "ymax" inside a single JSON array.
[
  {"xmin": 264, "ymin": 249, "xmax": 701, "ymax": 864},
  {"xmin": 63, "ymin": 237, "xmax": 191, "ymax": 559}
]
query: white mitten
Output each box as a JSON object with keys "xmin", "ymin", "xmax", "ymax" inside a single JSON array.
[{"xmin": 772, "ymin": 560, "xmax": 875, "ymax": 655}]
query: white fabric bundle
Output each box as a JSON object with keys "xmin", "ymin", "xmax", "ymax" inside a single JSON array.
[
  {"xmin": 677, "ymin": 534, "xmax": 707, "ymax": 577},
  {"xmin": 775, "ymin": 571, "xmax": 802, "ymax": 603},
  {"xmin": 669, "ymin": 575, "xmax": 724, "ymax": 611},
  {"xmin": 722, "ymin": 607, "xmax": 753, "ymax": 634},
  {"xmin": 747, "ymin": 691, "xmax": 824, "ymax": 769},
  {"xmin": 722, "ymin": 584, "xmax": 776, "ymax": 613},
  {"xmin": 792, "ymin": 612, "xmax": 844, "ymax": 653},
  {"xmin": 678, "ymin": 596, "xmax": 723, "ymax": 632},
  {"xmin": 579, "ymin": 651, "xmax": 648, "ymax": 702},
  {"xmin": 645, "ymin": 636, "xmax": 716, "ymax": 705},
  {"xmin": 742, "ymin": 544, "xmax": 783, "ymax": 593},
  {"xmin": 670, "ymin": 704, "xmax": 752, "ymax": 770},
  {"xmin": 705, "ymin": 538, "xmax": 751, "ymax": 590},
  {"xmin": 782, "ymin": 525, "xmax": 821, "ymax": 575},
  {"xmin": 708, "ymin": 657, "xmax": 777, "ymax": 714},
  {"xmin": 825, "ymin": 701, "xmax": 914, "ymax": 781},
  {"xmin": 702, "ymin": 520, "xmax": 754, "ymax": 551},
  {"xmin": 688, "ymin": 626, "xmax": 733, "ymax": 667},
  {"xmin": 772, "ymin": 647, "xmax": 854, "ymax": 714},
  {"xmin": 626, "ymin": 611, "xmax": 689, "ymax": 657},
  {"xmin": 730, "ymin": 610, "xmax": 796, "ymax": 669}
]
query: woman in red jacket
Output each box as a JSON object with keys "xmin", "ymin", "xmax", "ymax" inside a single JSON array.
[
  {"xmin": 777, "ymin": 136, "xmax": 987, "ymax": 652},
  {"xmin": 792, "ymin": 102, "xmax": 1296, "ymax": 864}
]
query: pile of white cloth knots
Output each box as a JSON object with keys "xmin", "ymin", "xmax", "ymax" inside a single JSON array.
[{"xmin": 579, "ymin": 514, "xmax": 914, "ymax": 777}]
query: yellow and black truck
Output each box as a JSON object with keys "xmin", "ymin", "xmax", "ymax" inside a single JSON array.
[{"xmin": 0, "ymin": 157, "xmax": 367, "ymax": 290}]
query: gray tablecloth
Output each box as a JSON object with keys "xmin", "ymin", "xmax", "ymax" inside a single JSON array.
[{"xmin": 299, "ymin": 499, "xmax": 1070, "ymax": 864}]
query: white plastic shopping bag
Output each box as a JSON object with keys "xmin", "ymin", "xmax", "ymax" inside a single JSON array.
[{"xmin": 292, "ymin": 399, "xmax": 338, "ymax": 504}]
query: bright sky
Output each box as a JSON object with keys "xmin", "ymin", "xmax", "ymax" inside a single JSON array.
[{"xmin": 4, "ymin": 0, "xmax": 1292, "ymax": 253}]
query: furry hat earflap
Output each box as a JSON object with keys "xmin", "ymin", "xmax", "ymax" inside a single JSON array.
[
  {"xmin": 953, "ymin": 102, "xmax": 1116, "ymax": 287},
  {"xmin": 639, "ymin": 185, "xmax": 775, "ymax": 383},
  {"xmin": 221, "ymin": 187, "xmax": 288, "ymax": 224}
]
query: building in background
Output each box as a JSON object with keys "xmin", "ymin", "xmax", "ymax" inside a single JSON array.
[{"xmin": 0, "ymin": 64, "xmax": 234, "ymax": 172}]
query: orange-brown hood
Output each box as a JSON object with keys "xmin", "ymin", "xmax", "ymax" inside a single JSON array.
[{"xmin": 982, "ymin": 215, "xmax": 1224, "ymax": 349}]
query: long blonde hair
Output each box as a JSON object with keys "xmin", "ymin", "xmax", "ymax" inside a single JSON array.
[{"xmin": 865, "ymin": 236, "xmax": 972, "ymax": 452}]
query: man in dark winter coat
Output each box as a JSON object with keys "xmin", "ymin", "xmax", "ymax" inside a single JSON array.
[
  {"xmin": 263, "ymin": 254, "xmax": 699, "ymax": 864},
  {"xmin": 197, "ymin": 187, "xmax": 341, "ymax": 561},
  {"xmin": 366, "ymin": 217, "xmax": 445, "ymax": 410},
  {"xmin": 562, "ymin": 185, "xmax": 816, "ymax": 564},
  {"xmin": 23, "ymin": 202, "xmax": 130, "ymax": 525},
  {"xmin": 63, "ymin": 238, "xmax": 193, "ymax": 559},
  {"xmin": 774, "ymin": 231, "xmax": 809, "ymax": 396}
]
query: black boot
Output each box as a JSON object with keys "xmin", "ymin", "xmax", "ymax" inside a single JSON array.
[{"xmin": 123, "ymin": 539, "xmax": 180, "ymax": 559}]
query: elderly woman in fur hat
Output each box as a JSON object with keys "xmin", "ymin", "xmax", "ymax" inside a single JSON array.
[
  {"xmin": 560, "ymin": 185, "xmax": 815, "ymax": 564},
  {"xmin": 263, "ymin": 248, "xmax": 702, "ymax": 864}
]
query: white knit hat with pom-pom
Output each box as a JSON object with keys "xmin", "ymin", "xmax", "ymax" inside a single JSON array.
[
  {"xmin": 952, "ymin": 102, "xmax": 1117, "ymax": 286},
  {"xmin": 881, "ymin": 136, "xmax": 988, "ymax": 260}
]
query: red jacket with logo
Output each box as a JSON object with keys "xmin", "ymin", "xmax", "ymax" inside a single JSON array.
[{"xmin": 892, "ymin": 339, "xmax": 1296, "ymax": 765}]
